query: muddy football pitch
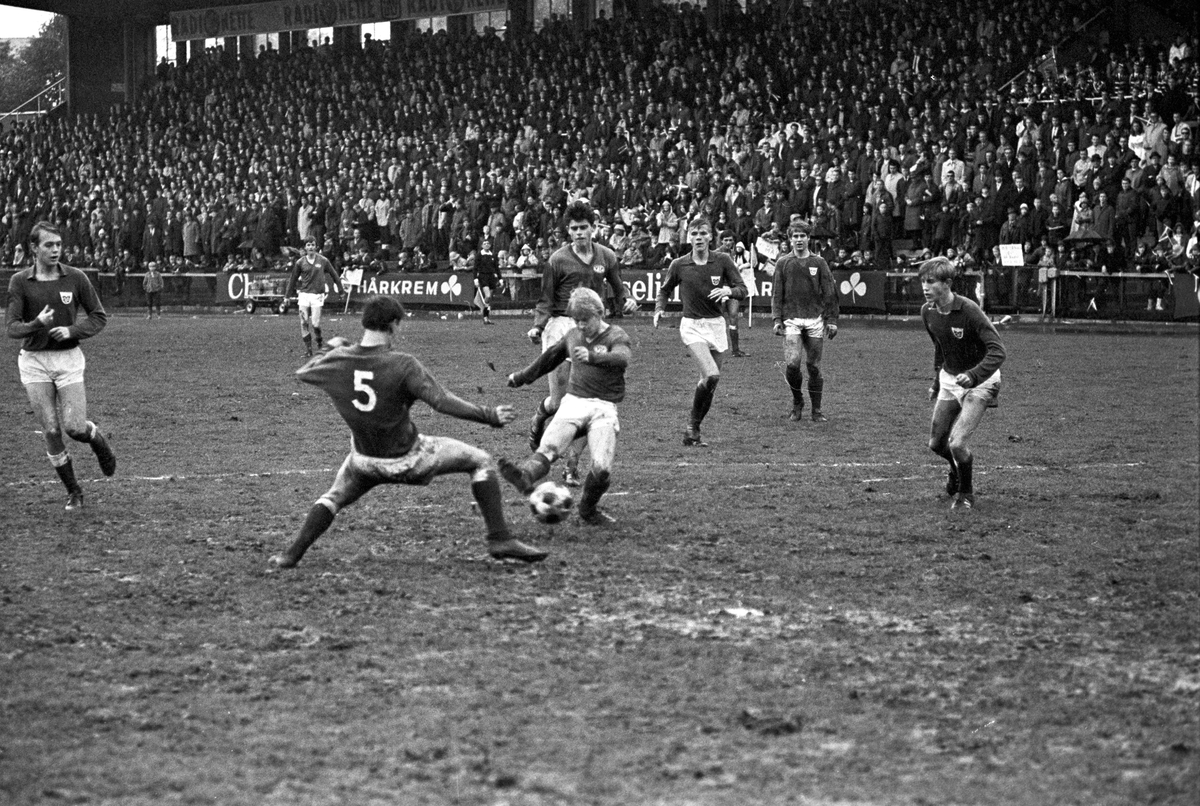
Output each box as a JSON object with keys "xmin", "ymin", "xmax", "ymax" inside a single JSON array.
[{"xmin": 2, "ymin": 311, "xmax": 1197, "ymax": 805}]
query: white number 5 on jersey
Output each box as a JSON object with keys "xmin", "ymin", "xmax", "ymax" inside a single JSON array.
[{"xmin": 353, "ymin": 370, "xmax": 377, "ymax": 411}]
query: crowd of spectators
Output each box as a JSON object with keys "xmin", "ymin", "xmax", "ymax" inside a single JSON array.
[{"xmin": 0, "ymin": 0, "xmax": 1197, "ymax": 306}]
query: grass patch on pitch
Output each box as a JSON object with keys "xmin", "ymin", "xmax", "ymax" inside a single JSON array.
[{"xmin": 1, "ymin": 311, "xmax": 1197, "ymax": 805}]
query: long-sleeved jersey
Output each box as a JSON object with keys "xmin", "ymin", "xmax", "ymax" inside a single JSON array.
[
  {"xmin": 286, "ymin": 253, "xmax": 343, "ymax": 296},
  {"xmin": 771, "ymin": 253, "xmax": 839, "ymax": 325},
  {"xmin": 655, "ymin": 251, "xmax": 746, "ymax": 319},
  {"xmin": 533, "ymin": 243, "xmax": 626, "ymax": 330},
  {"xmin": 297, "ymin": 345, "xmax": 501, "ymax": 458},
  {"xmin": 510, "ymin": 323, "xmax": 630, "ymax": 403},
  {"xmin": 6, "ymin": 265, "xmax": 107, "ymax": 352},
  {"xmin": 921, "ymin": 295, "xmax": 1006, "ymax": 386}
]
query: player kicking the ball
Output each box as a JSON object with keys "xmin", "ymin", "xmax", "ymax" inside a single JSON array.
[
  {"xmin": 919, "ymin": 257, "xmax": 1007, "ymax": 510},
  {"xmin": 499, "ymin": 288, "xmax": 631, "ymax": 525},
  {"xmin": 526, "ymin": 201, "xmax": 636, "ymax": 486},
  {"xmin": 270, "ymin": 295, "xmax": 546, "ymax": 568}
]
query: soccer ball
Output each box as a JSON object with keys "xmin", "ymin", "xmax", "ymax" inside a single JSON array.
[{"xmin": 529, "ymin": 481, "xmax": 574, "ymax": 524}]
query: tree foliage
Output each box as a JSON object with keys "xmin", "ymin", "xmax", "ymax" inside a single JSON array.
[{"xmin": 0, "ymin": 15, "xmax": 66, "ymax": 115}]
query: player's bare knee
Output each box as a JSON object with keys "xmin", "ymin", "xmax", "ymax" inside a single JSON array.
[
  {"xmin": 589, "ymin": 464, "xmax": 613, "ymax": 482},
  {"xmin": 64, "ymin": 424, "xmax": 91, "ymax": 443}
]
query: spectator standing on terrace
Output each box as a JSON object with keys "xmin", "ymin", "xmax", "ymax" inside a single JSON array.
[
  {"xmin": 6, "ymin": 222, "xmax": 117, "ymax": 512},
  {"xmin": 285, "ymin": 237, "xmax": 344, "ymax": 357},
  {"xmin": 771, "ymin": 222, "xmax": 839, "ymax": 423},
  {"xmin": 919, "ymin": 257, "xmax": 1006, "ymax": 511},
  {"xmin": 654, "ymin": 216, "xmax": 747, "ymax": 447}
]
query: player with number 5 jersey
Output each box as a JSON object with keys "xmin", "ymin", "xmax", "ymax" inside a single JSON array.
[{"xmin": 270, "ymin": 295, "xmax": 547, "ymax": 569}]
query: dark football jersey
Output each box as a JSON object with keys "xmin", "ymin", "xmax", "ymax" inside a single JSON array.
[
  {"xmin": 534, "ymin": 243, "xmax": 626, "ymax": 328},
  {"xmin": 297, "ymin": 345, "xmax": 496, "ymax": 457},
  {"xmin": 513, "ymin": 323, "xmax": 631, "ymax": 403},
  {"xmin": 921, "ymin": 295, "xmax": 1006, "ymax": 385},
  {"xmin": 6, "ymin": 265, "xmax": 107, "ymax": 352},
  {"xmin": 656, "ymin": 251, "xmax": 746, "ymax": 319}
]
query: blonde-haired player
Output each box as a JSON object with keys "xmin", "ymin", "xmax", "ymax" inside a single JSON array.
[{"xmin": 501, "ymin": 287, "xmax": 631, "ymax": 525}]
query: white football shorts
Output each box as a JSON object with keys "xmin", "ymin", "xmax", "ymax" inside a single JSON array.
[
  {"xmin": 937, "ymin": 368, "xmax": 1001, "ymax": 408},
  {"xmin": 679, "ymin": 316, "xmax": 729, "ymax": 353},
  {"xmin": 297, "ymin": 291, "xmax": 327, "ymax": 310},
  {"xmin": 19, "ymin": 347, "xmax": 85, "ymax": 388},
  {"xmin": 783, "ymin": 316, "xmax": 826, "ymax": 338},
  {"xmin": 551, "ymin": 393, "xmax": 620, "ymax": 435},
  {"xmin": 541, "ymin": 315, "xmax": 574, "ymax": 352}
]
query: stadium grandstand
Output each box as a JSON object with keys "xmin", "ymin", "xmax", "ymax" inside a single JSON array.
[{"xmin": 1, "ymin": 0, "xmax": 1197, "ymax": 319}]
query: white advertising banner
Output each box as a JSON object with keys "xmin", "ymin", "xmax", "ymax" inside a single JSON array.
[{"xmin": 171, "ymin": 0, "xmax": 507, "ymax": 41}]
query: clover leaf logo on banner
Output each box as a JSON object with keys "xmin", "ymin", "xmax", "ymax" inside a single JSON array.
[
  {"xmin": 441, "ymin": 274, "xmax": 462, "ymax": 298},
  {"xmin": 840, "ymin": 271, "xmax": 867, "ymax": 301}
]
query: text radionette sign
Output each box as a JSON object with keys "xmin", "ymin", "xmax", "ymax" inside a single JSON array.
[{"xmin": 171, "ymin": 0, "xmax": 507, "ymax": 41}]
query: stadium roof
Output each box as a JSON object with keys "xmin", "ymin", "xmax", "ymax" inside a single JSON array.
[{"xmin": 9, "ymin": 1, "xmax": 253, "ymax": 23}]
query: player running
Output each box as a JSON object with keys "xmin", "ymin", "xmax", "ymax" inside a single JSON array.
[
  {"xmin": 285, "ymin": 238, "xmax": 344, "ymax": 356},
  {"xmin": 527, "ymin": 200, "xmax": 636, "ymax": 485},
  {"xmin": 918, "ymin": 257, "xmax": 1007, "ymax": 510},
  {"xmin": 6, "ymin": 221, "xmax": 117, "ymax": 511},
  {"xmin": 269, "ymin": 295, "xmax": 547, "ymax": 568},
  {"xmin": 653, "ymin": 216, "xmax": 747, "ymax": 447},
  {"xmin": 771, "ymin": 222, "xmax": 839, "ymax": 422},
  {"xmin": 499, "ymin": 288, "xmax": 630, "ymax": 526}
]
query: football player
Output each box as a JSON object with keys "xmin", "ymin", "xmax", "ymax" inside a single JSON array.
[
  {"xmin": 269, "ymin": 295, "xmax": 547, "ymax": 568},
  {"xmin": 285, "ymin": 238, "xmax": 344, "ymax": 356},
  {"xmin": 653, "ymin": 216, "xmax": 748, "ymax": 446},
  {"xmin": 500, "ymin": 288, "xmax": 631, "ymax": 526},
  {"xmin": 6, "ymin": 221, "xmax": 117, "ymax": 511},
  {"xmin": 526, "ymin": 200, "xmax": 637, "ymax": 485},
  {"xmin": 919, "ymin": 257, "xmax": 1007, "ymax": 510},
  {"xmin": 771, "ymin": 222, "xmax": 840, "ymax": 423}
]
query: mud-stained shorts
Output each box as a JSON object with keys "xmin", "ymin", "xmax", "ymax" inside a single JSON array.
[
  {"xmin": 317, "ymin": 434, "xmax": 489, "ymax": 511},
  {"xmin": 937, "ymin": 368, "xmax": 1001, "ymax": 408}
]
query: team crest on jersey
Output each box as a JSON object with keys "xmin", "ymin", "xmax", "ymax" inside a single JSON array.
[
  {"xmin": 59, "ymin": 291, "xmax": 73, "ymax": 305},
  {"xmin": 951, "ymin": 327, "xmax": 964, "ymax": 339}
]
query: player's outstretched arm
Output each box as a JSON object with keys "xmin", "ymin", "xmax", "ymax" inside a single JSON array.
[{"xmin": 509, "ymin": 340, "xmax": 569, "ymax": 386}]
